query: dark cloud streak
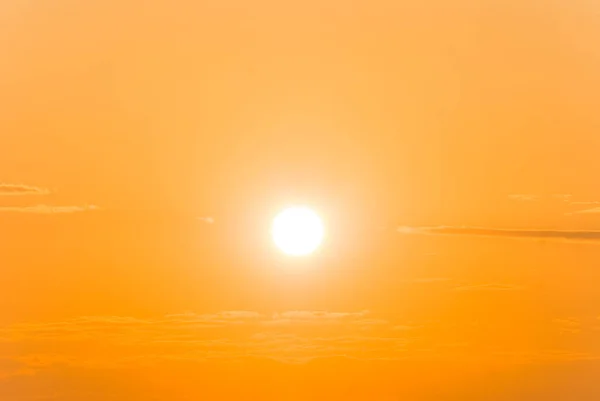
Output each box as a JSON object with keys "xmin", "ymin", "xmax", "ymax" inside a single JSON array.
[{"xmin": 398, "ymin": 226, "xmax": 600, "ymax": 242}]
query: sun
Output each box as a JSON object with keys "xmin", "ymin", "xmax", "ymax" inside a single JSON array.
[{"xmin": 271, "ymin": 206, "xmax": 325, "ymax": 256}]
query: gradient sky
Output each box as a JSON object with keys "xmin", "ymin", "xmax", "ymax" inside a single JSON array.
[{"xmin": 2, "ymin": 1, "xmax": 600, "ymax": 400}]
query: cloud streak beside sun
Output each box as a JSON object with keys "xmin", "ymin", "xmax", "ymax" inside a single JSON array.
[
  {"xmin": 0, "ymin": 204, "xmax": 100, "ymax": 214},
  {"xmin": 0, "ymin": 183, "xmax": 50, "ymax": 196},
  {"xmin": 398, "ymin": 226, "xmax": 600, "ymax": 242},
  {"xmin": 0, "ymin": 183, "xmax": 100, "ymax": 214}
]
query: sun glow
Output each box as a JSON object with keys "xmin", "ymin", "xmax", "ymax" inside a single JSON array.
[{"xmin": 271, "ymin": 206, "xmax": 325, "ymax": 256}]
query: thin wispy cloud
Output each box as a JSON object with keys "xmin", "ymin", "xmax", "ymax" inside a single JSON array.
[
  {"xmin": 508, "ymin": 194, "xmax": 538, "ymax": 201},
  {"xmin": 553, "ymin": 318, "xmax": 582, "ymax": 334},
  {"xmin": 401, "ymin": 278, "xmax": 451, "ymax": 284},
  {"xmin": 552, "ymin": 194, "xmax": 573, "ymax": 202},
  {"xmin": 508, "ymin": 193, "xmax": 572, "ymax": 202},
  {"xmin": 568, "ymin": 207, "xmax": 600, "ymax": 215},
  {"xmin": 453, "ymin": 283, "xmax": 523, "ymax": 292},
  {"xmin": 0, "ymin": 184, "xmax": 50, "ymax": 196},
  {"xmin": 266, "ymin": 311, "xmax": 372, "ymax": 327},
  {"xmin": 398, "ymin": 226, "xmax": 600, "ymax": 242},
  {"xmin": 0, "ymin": 204, "xmax": 100, "ymax": 214},
  {"xmin": 0, "ymin": 311, "xmax": 590, "ymax": 374},
  {"xmin": 0, "ymin": 311, "xmax": 403, "ymax": 365}
]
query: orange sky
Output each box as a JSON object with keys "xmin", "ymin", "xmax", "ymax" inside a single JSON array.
[{"xmin": 2, "ymin": 0, "xmax": 600, "ymax": 400}]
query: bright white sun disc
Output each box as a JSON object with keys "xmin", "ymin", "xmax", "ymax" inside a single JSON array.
[{"xmin": 272, "ymin": 207, "xmax": 325, "ymax": 256}]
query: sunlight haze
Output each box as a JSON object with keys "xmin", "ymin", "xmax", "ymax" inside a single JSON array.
[{"xmin": 1, "ymin": 0, "xmax": 600, "ymax": 400}]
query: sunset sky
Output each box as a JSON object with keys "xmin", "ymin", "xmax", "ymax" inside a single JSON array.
[{"xmin": 2, "ymin": 0, "xmax": 600, "ymax": 400}]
